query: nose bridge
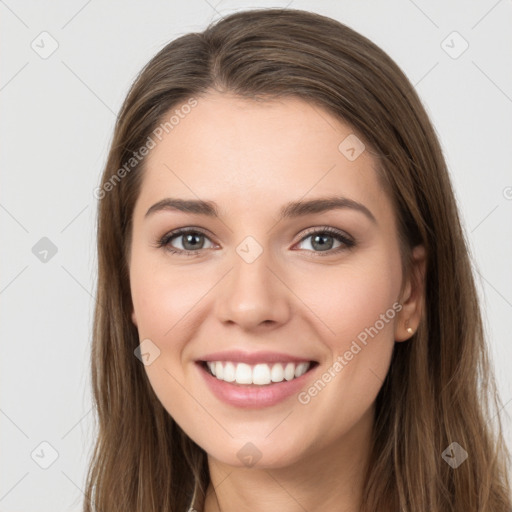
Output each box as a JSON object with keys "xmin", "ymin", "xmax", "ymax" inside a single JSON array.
[{"xmin": 215, "ymin": 234, "xmax": 291, "ymax": 329}]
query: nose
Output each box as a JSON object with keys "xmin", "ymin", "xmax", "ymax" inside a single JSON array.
[{"xmin": 215, "ymin": 246, "xmax": 292, "ymax": 331}]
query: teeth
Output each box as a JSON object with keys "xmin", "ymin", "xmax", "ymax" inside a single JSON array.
[
  {"xmin": 253, "ymin": 364, "xmax": 271, "ymax": 385},
  {"xmin": 236, "ymin": 363, "xmax": 253, "ymax": 384},
  {"xmin": 205, "ymin": 361, "xmax": 312, "ymax": 385},
  {"xmin": 284, "ymin": 362, "xmax": 295, "ymax": 381},
  {"xmin": 271, "ymin": 363, "xmax": 284, "ymax": 382},
  {"xmin": 295, "ymin": 362, "xmax": 309, "ymax": 378},
  {"xmin": 223, "ymin": 362, "xmax": 236, "ymax": 382},
  {"xmin": 215, "ymin": 361, "xmax": 223, "ymax": 380}
]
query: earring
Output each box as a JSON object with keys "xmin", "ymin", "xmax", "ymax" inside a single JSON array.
[{"xmin": 406, "ymin": 327, "xmax": 414, "ymax": 335}]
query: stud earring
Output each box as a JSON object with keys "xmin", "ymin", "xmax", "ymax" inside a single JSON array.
[{"xmin": 406, "ymin": 327, "xmax": 414, "ymax": 335}]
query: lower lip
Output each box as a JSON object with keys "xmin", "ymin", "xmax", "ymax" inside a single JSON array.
[{"xmin": 196, "ymin": 362, "xmax": 318, "ymax": 409}]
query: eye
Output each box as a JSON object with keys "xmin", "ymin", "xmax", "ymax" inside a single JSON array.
[
  {"xmin": 154, "ymin": 226, "xmax": 355, "ymax": 257},
  {"xmin": 155, "ymin": 228, "xmax": 215, "ymax": 255},
  {"xmin": 294, "ymin": 227, "xmax": 355, "ymax": 256}
]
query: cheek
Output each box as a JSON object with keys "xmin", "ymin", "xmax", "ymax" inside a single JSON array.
[
  {"xmin": 292, "ymin": 259, "xmax": 400, "ymax": 442},
  {"xmin": 293, "ymin": 250, "xmax": 402, "ymax": 350},
  {"xmin": 129, "ymin": 251, "xmax": 221, "ymax": 397},
  {"xmin": 129, "ymin": 258, "xmax": 208, "ymax": 422},
  {"xmin": 130, "ymin": 249, "xmax": 212, "ymax": 340},
  {"xmin": 129, "ymin": 252, "xmax": 187, "ymax": 382}
]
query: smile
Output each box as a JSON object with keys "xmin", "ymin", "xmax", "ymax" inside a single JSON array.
[
  {"xmin": 196, "ymin": 360, "xmax": 319, "ymax": 408},
  {"xmin": 205, "ymin": 360, "xmax": 313, "ymax": 385}
]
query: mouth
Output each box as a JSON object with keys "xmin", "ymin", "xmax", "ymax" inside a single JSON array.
[
  {"xmin": 196, "ymin": 358, "xmax": 320, "ymax": 408},
  {"xmin": 198, "ymin": 360, "xmax": 320, "ymax": 387}
]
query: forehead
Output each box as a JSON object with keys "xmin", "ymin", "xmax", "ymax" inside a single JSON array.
[{"xmin": 136, "ymin": 92, "xmax": 390, "ymax": 221}]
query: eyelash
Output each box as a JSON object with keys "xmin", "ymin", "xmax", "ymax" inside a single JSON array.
[{"xmin": 154, "ymin": 226, "xmax": 356, "ymax": 258}]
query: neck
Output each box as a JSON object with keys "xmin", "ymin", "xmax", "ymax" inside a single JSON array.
[{"xmin": 200, "ymin": 404, "xmax": 375, "ymax": 512}]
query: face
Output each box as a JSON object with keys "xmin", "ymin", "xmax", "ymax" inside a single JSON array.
[{"xmin": 129, "ymin": 91, "xmax": 425, "ymax": 468}]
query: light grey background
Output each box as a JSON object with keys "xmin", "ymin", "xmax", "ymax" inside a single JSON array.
[{"xmin": 1, "ymin": 1, "xmax": 511, "ymax": 510}]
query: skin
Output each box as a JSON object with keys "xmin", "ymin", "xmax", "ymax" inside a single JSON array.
[{"xmin": 129, "ymin": 91, "xmax": 426, "ymax": 512}]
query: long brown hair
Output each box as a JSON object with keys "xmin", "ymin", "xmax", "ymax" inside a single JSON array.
[{"xmin": 85, "ymin": 8, "xmax": 512, "ymax": 511}]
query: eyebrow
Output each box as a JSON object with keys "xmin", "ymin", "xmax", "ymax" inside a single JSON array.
[{"xmin": 144, "ymin": 196, "xmax": 377, "ymax": 224}]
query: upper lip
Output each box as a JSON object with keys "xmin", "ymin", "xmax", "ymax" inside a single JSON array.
[{"xmin": 197, "ymin": 350, "xmax": 317, "ymax": 365}]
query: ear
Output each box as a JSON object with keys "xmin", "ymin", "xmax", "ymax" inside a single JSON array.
[{"xmin": 394, "ymin": 244, "xmax": 427, "ymax": 342}]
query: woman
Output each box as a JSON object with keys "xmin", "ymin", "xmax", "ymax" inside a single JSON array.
[{"xmin": 86, "ymin": 8, "xmax": 512, "ymax": 512}]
